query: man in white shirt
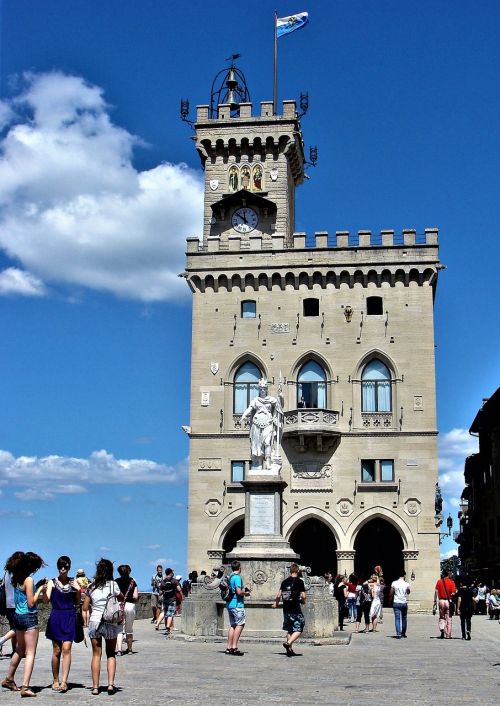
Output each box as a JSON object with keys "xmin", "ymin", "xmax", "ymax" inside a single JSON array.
[{"xmin": 390, "ymin": 571, "xmax": 411, "ymax": 638}]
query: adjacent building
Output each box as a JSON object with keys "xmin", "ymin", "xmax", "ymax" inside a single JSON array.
[{"xmin": 456, "ymin": 387, "xmax": 500, "ymax": 582}]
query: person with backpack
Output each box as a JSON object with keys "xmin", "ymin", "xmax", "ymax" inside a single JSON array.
[
  {"xmin": 156, "ymin": 568, "xmax": 179, "ymax": 637},
  {"xmin": 354, "ymin": 578, "xmax": 372, "ymax": 633},
  {"xmin": 224, "ymin": 560, "xmax": 250, "ymax": 656},
  {"xmin": 273, "ymin": 563, "xmax": 306, "ymax": 656}
]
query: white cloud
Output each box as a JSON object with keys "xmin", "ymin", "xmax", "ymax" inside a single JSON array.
[
  {"xmin": 144, "ymin": 544, "xmax": 161, "ymax": 550},
  {"xmin": 438, "ymin": 428, "xmax": 478, "ymax": 508},
  {"xmin": 149, "ymin": 557, "xmax": 177, "ymax": 569},
  {"xmin": 0, "ymin": 267, "xmax": 47, "ymax": 297},
  {"xmin": 0, "ymin": 448, "xmax": 188, "ymax": 500},
  {"xmin": 0, "ymin": 72, "xmax": 203, "ymax": 302},
  {"xmin": 440, "ymin": 548, "xmax": 458, "ymax": 560}
]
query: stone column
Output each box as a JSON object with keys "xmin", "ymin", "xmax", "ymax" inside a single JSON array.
[{"xmin": 336, "ymin": 550, "xmax": 356, "ymax": 577}]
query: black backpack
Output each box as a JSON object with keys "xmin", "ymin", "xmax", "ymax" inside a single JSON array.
[
  {"xmin": 161, "ymin": 578, "xmax": 176, "ymax": 601},
  {"xmin": 219, "ymin": 574, "xmax": 234, "ymax": 602},
  {"xmin": 181, "ymin": 579, "xmax": 191, "ymax": 597},
  {"xmin": 0, "ymin": 577, "xmax": 6, "ymax": 616}
]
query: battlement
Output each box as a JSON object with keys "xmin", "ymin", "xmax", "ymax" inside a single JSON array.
[
  {"xmin": 186, "ymin": 228, "xmax": 439, "ymax": 254},
  {"xmin": 196, "ymin": 100, "xmax": 297, "ymax": 123}
]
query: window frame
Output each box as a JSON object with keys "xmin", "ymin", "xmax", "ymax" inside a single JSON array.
[
  {"xmin": 241, "ymin": 300, "xmax": 257, "ymax": 318},
  {"xmin": 231, "ymin": 460, "xmax": 245, "ymax": 483},
  {"xmin": 233, "ymin": 362, "xmax": 261, "ymax": 414},
  {"xmin": 361, "ymin": 359, "xmax": 392, "ymax": 413}
]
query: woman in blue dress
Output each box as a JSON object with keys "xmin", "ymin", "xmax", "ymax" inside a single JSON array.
[{"xmin": 44, "ymin": 556, "xmax": 80, "ymax": 693}]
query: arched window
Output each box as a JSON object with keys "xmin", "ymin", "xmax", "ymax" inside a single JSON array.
[
  {"xmin": 297, "ymin": 360, "xmax": 327, "ymax": 409},
  {"xmin": 361, "ymin": 359, "xmax": 391, "ymax": 412},
  {"xmin": 234, "ymin": 362, "xmax": 261, "ymax": 414}
]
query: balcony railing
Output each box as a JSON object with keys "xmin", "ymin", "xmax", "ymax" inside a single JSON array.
[{"xmin": 282, "ymin": 408, "xmax": 340, "ymax": 437}]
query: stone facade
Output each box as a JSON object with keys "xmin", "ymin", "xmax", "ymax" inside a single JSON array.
[
  {"xmin": 456, "ymin": 387, "xmax": 500, "ymax": 582},
  {"xmin": 184, "ymin": 97, "xmax": 442, "ymax": 610}
]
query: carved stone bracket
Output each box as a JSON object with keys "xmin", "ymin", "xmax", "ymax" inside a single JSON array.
[
  {"xmin": 402, "ymin": 550, "xmax": 419, "ymax": 561},
  {"xmin": 207, "ymin": 550, "xmax": 225, "ymax": 560}
]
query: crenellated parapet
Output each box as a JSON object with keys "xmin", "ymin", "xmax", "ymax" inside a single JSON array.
[{"xmin": 185, "ymin": 227, "xmax": 441, "ymax": 294}]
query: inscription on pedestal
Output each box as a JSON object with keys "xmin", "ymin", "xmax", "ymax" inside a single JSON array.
[{"xmin": 249, "ymin": 494, "xmax": 275, "ymax": 535}]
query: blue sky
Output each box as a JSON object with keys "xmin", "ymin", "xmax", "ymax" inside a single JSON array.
[{"xmin": 1, "ymin": 1, "xmax": 499, "ymax": 586}]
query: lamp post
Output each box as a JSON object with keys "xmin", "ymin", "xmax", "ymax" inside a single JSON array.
[{"xmin": 439, "ymin": 514, "xmax": 453, "ymax": 545}]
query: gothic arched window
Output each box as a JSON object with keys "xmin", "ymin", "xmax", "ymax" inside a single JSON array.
[
  {"xmin": 361, "ymin": 359, "xmax": 392, "ymax": 412},
  {"xmin": 297, "ymin": 360, "xmax": 327, "ymax": 409},
  {"xmin": 234, "ymin": 362, "xmax": 261, "ymax": 414}
]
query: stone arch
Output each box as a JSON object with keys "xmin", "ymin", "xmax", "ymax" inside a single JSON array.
[
  {"xmin": 226, "ymin": 352, "xmax": 268, "ymax": 383},
  {"xmin": 271, "ymin": 272, "xmax": 283, "ymax": 290},
  {"xmin": 353, "ymin": 269, "xmax": 365, "ymax": 287},
  {"xmin": 244, "ymin": 273, "xmax": 256, "ymax": 291},
  {"xmin": 290, "ymin": 349, "xmax": 334, "ymax": 382},
  {"xmin": 344, "ymin": 507, "xmax": 414, "ymax": 550},
  {"xmin": 212, "ymin": 508, "xmax": 246, "ymax": 550},
  {"xmin": 423, "ymin": 267, "xmax": 436, "ymax": 285},
  {"xmin": 339, "ymin": 270, "xmax": 351, "ymax": 288},
  {"xmin": 283, "ymin": 507, "xmax": 343, "ymax": 547},
  {"xmin": 298, "ymin": 271, "xmax": 310, "ymax": 289},
  {"xmin": 218, "ymin": 274, "xmax": 229, "ymax": 291},
  {"xmin": 284, "ymin": 272, "xmax": 296, "ymax": 290},
  {"xmin": 353, "ymin": 348, "xmax": 400, "ymax": 382},
  {"xmin": 205, "ymin": 274, "xmax": 215, "ymax": 291},
  {"xmin": 190, "ymin": 275, "xmax": 202, "ymax": 293},
  {"xmin": 258, "ymin": 273, "xmax": 269, "ymax": 290},
  {"xmin": 231, "ymin": 274, "xmax": 242, "ymax": 291}
]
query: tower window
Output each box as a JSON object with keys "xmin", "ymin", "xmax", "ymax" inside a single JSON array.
[
  {"xmin": 231, "ymin": 461, "xmax": 245, "ymax": 483},
  {"xmin": 297, "ymin": 360, "xmax": 327, "ymax": 408},
  {"xmin": 367, "ymin": 296, "xmax": 383, "ymax": 315},
  {"xmin": 303, "ymin": 298, "xmax": 319, "ymax": 317},
  {"xmin": 361, "ymin": 359, "xmax": 392, "ymax": 412},
  {"xmin": 241, "ymin": 300, "xmax": 256, "ymax": 318},
  {"xmin": 380, "ymin": 459, "xmax": 394, "ymax": 482},
  {"xmin": 233, "ymin": 362, "xmax": 261, "ymax": 414}
]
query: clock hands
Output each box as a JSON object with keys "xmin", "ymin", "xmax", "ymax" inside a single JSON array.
[{"xmin": 240, "ymin": 209, "xmax": 247, "ymax": 224}]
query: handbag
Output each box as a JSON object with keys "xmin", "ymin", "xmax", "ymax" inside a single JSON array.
[
  {"xmin": 101, "ymin": 583, "xmax": 125, "ymax": 625},
  {"xmin": 74, "ymin": 609, "xmax": 85, "ymax": 643}
]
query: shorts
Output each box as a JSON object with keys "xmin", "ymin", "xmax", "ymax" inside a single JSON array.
[
  {"xmin": 227, "ymin": 607, "xmax": 246, "ymax": 627},
  {"xmin": 13, "ymin": 612, "xmax": 38, "ymax": 632},
  {"xmin": 164, "ymin": 601, "xmax": 176, "ymax": 618},
  {"xmin": 88, "ymin": 620, "xmax": 121, "ymax": 641},
  {"xmin": 151, "ymin": 594, "xmax": 161, "ymax": 608},
  {"xmin": 282, "ymin": 612, "xmax": 305, "ymax": 634}
]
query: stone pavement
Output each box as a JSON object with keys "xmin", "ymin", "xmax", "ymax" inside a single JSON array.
[{"xmin": 1, "ymin": 614, "xmax": 500, "ymax": 705}]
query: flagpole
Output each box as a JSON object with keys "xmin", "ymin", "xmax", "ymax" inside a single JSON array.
[{"xmin": 273, "ymin": 10, "xmax": 278, "ymax": 115}]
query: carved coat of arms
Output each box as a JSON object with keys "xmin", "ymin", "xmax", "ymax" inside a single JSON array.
[{"xmin": 209, "ymin": 179, "xmax": 219, "ymax": 191}]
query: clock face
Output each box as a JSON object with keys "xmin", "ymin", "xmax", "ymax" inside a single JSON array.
[{"xmin": 231, "ymin": 207, "xmax": 258, "ymax": 234}]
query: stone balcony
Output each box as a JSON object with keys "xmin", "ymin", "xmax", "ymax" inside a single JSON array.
[{"xmin": 282, "ymin": 408, "xmax": 341, "ymax": 451}]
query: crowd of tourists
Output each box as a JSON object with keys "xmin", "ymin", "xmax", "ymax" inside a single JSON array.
[
  {"xmin": 3, "ymin": 550, "xmax": 500, "ymax": 695},
  {"xmin": 0, "ymin": 552, "xmax": 138, "ymax": 696}
]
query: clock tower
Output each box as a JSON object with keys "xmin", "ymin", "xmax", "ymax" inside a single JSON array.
[{"xmin": 183, "ymin": 60, "xmax": 442, "ymax": 628}]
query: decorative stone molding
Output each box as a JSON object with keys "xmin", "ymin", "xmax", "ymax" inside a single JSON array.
[
  {"xmin": 336, "ymin": 550, "xmax": 356, "ymax": 560},
  {"xmin": 336, "ymin": 498, "xmax": 354, "ymax": 517},
  {"xmin": 361, "ymin": 413, "xmax": 393, "ymax": 429},
  {"xmin": 402, "ymin": 550, "xmax": 419, "ymax": 561},
  {"xmin": 207, "ymin": 550, "xmax": 225, "ymax": 560},
  {"xmin": 252, "ymin": 570, "xmax": 268, "ymax": 585},
  {"xmin": 404, "ymin": 498, "xmax": 421, "ymax": 516},
  {"xmin": 290, "ymin": 462, "xmax": 332, "ymax": 493},
  {"xmin": 204, "ymin": 499, "xmax": 222, "ymax": 517},
  {"xmin": 198, "ymin": 458, "xmax": 222, "ymax": 471}
]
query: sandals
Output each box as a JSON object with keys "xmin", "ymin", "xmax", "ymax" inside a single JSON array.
[
  {"xmin": 91, "ymin": 687, "xmax": 99, "ymax": 695},
  {"xmin": 107, "ymin": 685, "xmax": 117, "ymax": 695},
  {"xmin": 2, "ymin": 678, "xmax": 19, "ymax": 691},
  {"xmin": 20, "ymin": 686, "xmax": 37, "ymax": 698},
  {"xmin": 59, "ymin": 683, "xmax": 68, "ymax": 693}
]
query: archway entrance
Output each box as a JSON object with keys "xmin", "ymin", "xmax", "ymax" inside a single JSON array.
[
  {"xmin": 222, "ymin": 518, "xmax": 245, "ymax": 555},
  {"xmin": 354, "ymin": 517, "xmax": 404, "ymax": 594},
  {"xmin": 289, "ymin": 518, "xmax": 337, "ymax": 576}
]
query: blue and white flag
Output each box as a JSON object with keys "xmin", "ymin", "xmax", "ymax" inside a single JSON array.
[{"xmin": 276, "ymin": 12, "xmax": 309, "ymax": 38}]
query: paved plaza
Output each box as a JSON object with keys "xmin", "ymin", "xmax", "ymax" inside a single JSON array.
[{"xmin": 1, "ymin": 615, "xmax": 500, "ymax": 705}]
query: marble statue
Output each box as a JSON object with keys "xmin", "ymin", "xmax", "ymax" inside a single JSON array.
[{"xmin": 241, "ymin": 377, "xmax": 284, "ymax": 471}]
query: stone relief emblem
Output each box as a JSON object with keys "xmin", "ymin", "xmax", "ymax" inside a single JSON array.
[
  {"xmin": 210, "ymin": 361, "xmax": 219, "ymax": 375},
  {"xmin": 336, "ymin": 498, "xmax": 354, "ymax": 516},
  {"xmin": 204, "ymin": 499, "xmax": 222, "ymax": 517},
  {"xmin": 252, "ymin": 570, "xmax": 268, "ymax": 585},
  {"xmin": 270, "ymin": 167, "xmax": 279, "ymax": 182},
  {"xmin": 209, "ymin": 179, "xmax": 219, "ymax": 191},
  {"xmin": 198, "ymin": 458, "xmax": 222, "ymax": 471},
  {"xmin": 404, "ymin": 498, "xmax": 421, "ymax": 516},
  {"xmin": 271, "ymin": 323, "xmax": 290, "ymax": 333}
]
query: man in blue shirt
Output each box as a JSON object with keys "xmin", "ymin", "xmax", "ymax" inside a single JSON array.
[{"xmin": 225, "ymin": 560, "xmax": 250, "ymax": 656}]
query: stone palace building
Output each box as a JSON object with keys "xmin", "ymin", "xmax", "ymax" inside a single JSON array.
[{"xmin": 182, "ymin": 66, "xmax": 443, "ymax": 609}]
